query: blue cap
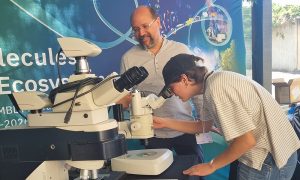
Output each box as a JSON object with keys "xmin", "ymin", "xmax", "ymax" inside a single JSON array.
[{"xmin": 162, "ymin": 53, "xmax": 197, "ymax": 88}]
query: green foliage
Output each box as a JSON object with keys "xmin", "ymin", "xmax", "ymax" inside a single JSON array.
[
  {"xmin": 220, "ymin": 41, "xmax": 236, "ymax": 71},
  {"xmin": 272, "ymin": 4, "xmax": 300, "ymax": 27},
  {"xmin": 242, "ymin": 2, "xmax": 300, "ymax": 27},
  {"xmin": 242, "ymin": 6, "xmax": 252, "ymax": 39},
  {"xmin": 242, "ymin": 3, "xmax": 300, "ymax": 38}
]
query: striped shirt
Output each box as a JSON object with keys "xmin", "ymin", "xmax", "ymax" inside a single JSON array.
[
  {"xmin": 120, "ymin": 38, "xmax": 195, "ymax": 138},
  {"xmin": 203, "ymin": 71, "xmax": 300, "ymax": 170}
]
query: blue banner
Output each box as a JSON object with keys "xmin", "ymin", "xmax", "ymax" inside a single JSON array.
[{"xmin": 0, "ymin": 0, "xmax": 245, "ymax": 128}]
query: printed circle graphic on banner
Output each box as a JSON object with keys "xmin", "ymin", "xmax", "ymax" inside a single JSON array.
[
  {"xmin": 200, "ymin": 3, "xmax": 232, "ymax": 46},
  {"xmin": 92, "ymin": 0, "xmax": 139, "ymax": 48}
]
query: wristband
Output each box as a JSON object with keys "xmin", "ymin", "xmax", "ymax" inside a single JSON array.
[
  {"xmin": 209, "ymin": 159, "xmax": 214, "ymax": 165},
  {"xmin": 209, "ymin": 159, "xmax": 215, "ymax": 170}
]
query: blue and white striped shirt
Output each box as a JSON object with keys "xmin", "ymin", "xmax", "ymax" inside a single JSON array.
[{"xmin": 203, "ymin": 71, "xmax": 300, "ymax": 170}]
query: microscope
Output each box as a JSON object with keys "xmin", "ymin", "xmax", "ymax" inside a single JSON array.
[
  {"xmin": 0, "ymin": 37, "xmax": 173, "ymax": 180},
  {"xmin": 112, "ymin": 87, "xmax": 174, "ymax": 175}
]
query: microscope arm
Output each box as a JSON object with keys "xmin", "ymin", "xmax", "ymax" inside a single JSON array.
[
  {"xmin": 118, "ymin": 90, "xmax": 168, "ymax": 139},
  {"xmin": 145, "ymin": 94, "xmax": 166, "ymax": 110}
]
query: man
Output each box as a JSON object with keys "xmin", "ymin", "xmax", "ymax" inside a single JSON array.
[{"xmin": 120, "ymin": 6, "xmax": 204, "ymax": 164}]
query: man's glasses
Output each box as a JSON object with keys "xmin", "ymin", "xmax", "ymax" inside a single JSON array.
[{"xmin": 132, "ymin": 17, "xmax": 158, "ymax": 34}]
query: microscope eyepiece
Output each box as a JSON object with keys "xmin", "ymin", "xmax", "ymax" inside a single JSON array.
[
  {"xmin": 158, "ymin": 86, "xmax": 174, "ymax": 99},
  {"xmin": 114, "ymin": 66, "xmax": 148, "ymax": 92}
]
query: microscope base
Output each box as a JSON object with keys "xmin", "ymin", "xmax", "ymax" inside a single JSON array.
[
  {"xmin": 111, "ymin": 149, "xmax": 173, "ymax": 175},
  {"xmin": 26, "ymin": 161, "xmax": 68, "ymax": 180}
]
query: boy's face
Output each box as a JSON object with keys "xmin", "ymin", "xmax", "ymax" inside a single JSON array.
[{"xmin": 169, "ymin": 76, "xmax": 194, "ymax": 102}]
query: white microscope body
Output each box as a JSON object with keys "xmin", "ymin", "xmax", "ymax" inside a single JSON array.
[
  {"xmin": 7, "ymin": 37, "xmax": 173, "ymax": 179},
  {"xmin": 118, "ymin": 91, "xmax": 166, "ymax": 139},
  {"xmin": 112, "ymin": 89, "xmax": 174, "ymax": 175}
]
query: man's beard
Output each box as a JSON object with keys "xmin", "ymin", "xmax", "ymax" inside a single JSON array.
[{"xmin": 138, "ymin": 35, "xmax": 155, "ymax": 49}]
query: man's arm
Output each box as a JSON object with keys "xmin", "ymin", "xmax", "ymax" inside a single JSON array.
[
  {"xmin": 116, "ymin": 93, "xmax": 132, "ymax": 109},
  {"xmin": 120, "ymin": 54, "xmax": 128, "ymax": 74}
]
